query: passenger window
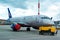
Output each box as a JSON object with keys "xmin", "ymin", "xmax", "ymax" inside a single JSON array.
[{"xmin": 41, "ymin": 17, "xmax": 51, "ymax": 19}]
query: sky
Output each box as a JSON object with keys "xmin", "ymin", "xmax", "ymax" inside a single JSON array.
[{"xmin": 0, "ymin": 0, "xmax": 60, "ymax": 21}]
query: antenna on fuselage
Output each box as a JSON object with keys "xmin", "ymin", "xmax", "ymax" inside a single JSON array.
[{"xmin": 38, "ymin": 0, "xmax": 40, "ymax": 15}]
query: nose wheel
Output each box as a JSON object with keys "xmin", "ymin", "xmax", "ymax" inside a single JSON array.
[{"xmin": 26, "ymin": 27, "xmax": 30, "ymax": 31}]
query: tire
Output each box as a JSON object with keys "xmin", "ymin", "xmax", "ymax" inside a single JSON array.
[
  {"xmin": 51, "ymin": 32, "xmax": 55, "ymax": 36},
  {"xmin": 13, "ymin": 29, "xmax": 17, "ymax": 31},
  {"xmin": 56, "ymin": 30, "xmax": 58, "ymax": 34},
  {"xmin": 39, "ymin": 31, "xmax": 41, "ymax": 35},
  {"xmin": 26, "ymin": 27, "xmax": 30, "ymax": 31},
  {"xmin": 39, "ymin": 31, "xmax": 43, "ymax": 35}
]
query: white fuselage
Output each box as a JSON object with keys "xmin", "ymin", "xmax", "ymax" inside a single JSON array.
[
  {"xmin": 10, "ymin": 15, "xmax": 54, "ymax": 26},
  {"xmin": 9, "ymin": 15, "xmax": 54, "ymax": 27}
]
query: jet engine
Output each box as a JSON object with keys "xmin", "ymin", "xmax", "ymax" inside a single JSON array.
[{"xmin": 11, "ymin": 23, "xmax": 21, "ymax": 31}]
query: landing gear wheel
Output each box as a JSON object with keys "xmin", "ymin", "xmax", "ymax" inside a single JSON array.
[
  {"xmin": 51, "ymin": 32, "xmax": 54, "ymax": 36},
  {"xmin": 13, "ymin": 29, "xmax": 17, "ymax": 31},
  {"xmin": 56, "ymin": 30, "xmax": 58, "ymax": 34},
  {"xmin": 39, "ymin": 31, "xmax": 43, "ymax": 35},
  {"xmin": 26, "ymin": 27, "xmax": 30, "ymax": 31},
  {"xmin": 39, "ymin": 31, "xmax": 41, "ymax": 35}
]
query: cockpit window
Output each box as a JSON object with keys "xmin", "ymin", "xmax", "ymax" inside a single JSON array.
[{"xmin": 41, "ymin": 17, "xmax": 51, "ymax": 19}]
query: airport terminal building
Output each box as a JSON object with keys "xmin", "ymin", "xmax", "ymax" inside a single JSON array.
[{"xmin": 0, "ymin": 19, "xmax": 11, "ymax": 25}]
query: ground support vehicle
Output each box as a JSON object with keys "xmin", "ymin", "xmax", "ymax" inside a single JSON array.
[{"xmin": 39, "ymin": 25, "xmax": 58, "ymax": 35}]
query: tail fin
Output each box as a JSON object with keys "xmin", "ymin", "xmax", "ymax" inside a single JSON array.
[{"xmin": 7, "ymin": 8, "xmax": 12, "ymax": 18}]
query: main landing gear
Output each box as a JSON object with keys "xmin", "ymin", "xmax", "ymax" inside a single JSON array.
[{"xmin": 26, "ymin": 27, "xmax": 30, "ymax": 31}]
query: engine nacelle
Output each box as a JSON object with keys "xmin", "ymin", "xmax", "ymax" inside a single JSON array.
[{"xmin": 11, "ymin": 23, "xmax": 21, "ymax": 31}]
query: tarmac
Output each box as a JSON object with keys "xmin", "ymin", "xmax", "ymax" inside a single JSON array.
[{"xmin": 0, "ymin": 25, "xmax": 60, "ymax": 40}]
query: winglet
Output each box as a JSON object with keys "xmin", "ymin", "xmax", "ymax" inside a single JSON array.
[{"xmin": 7, "ymin": 8, "xmax": 12, "ymax": 18}]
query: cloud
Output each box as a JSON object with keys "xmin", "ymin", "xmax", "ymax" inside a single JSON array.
[
  {"xmin": 40, "ymin": 0, "xmax": 60, "ymax": 12},
  {"xmin": 0, "ymin": 0, "xmax": 60, "ymax": 21},
  {"xmin": 0, "ymin": 0, "xmax": 28, "ymax": 9},
  {"xmin": 0, "ymin": 0, "xmax": 38, "ymax": 19},
  {"xmin": 40, "ymin": 0, "xmax": 60, "ymax": 21},
  {"xmin": 52, "ymin": 2, "xmax": 60, "ymax": 21},
  {"xmin": 8, "ymin": 0, "xmax": 38, "ymax": 17},
  {"xmin": 25, "ymin": 0, "xmax": 38, "ymax": 14},
  {"xmin": 0, "ymin": 3, "xmax": 15, "ymax": 19},
  {"xmin": 10, "ymin": 7, "xmax": 37, "ymax": 17}
]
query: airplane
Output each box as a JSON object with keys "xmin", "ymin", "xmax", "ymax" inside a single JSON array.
[{"xmin": 7, "ymin": 8, "xmax": 54, "ymax": 31}]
